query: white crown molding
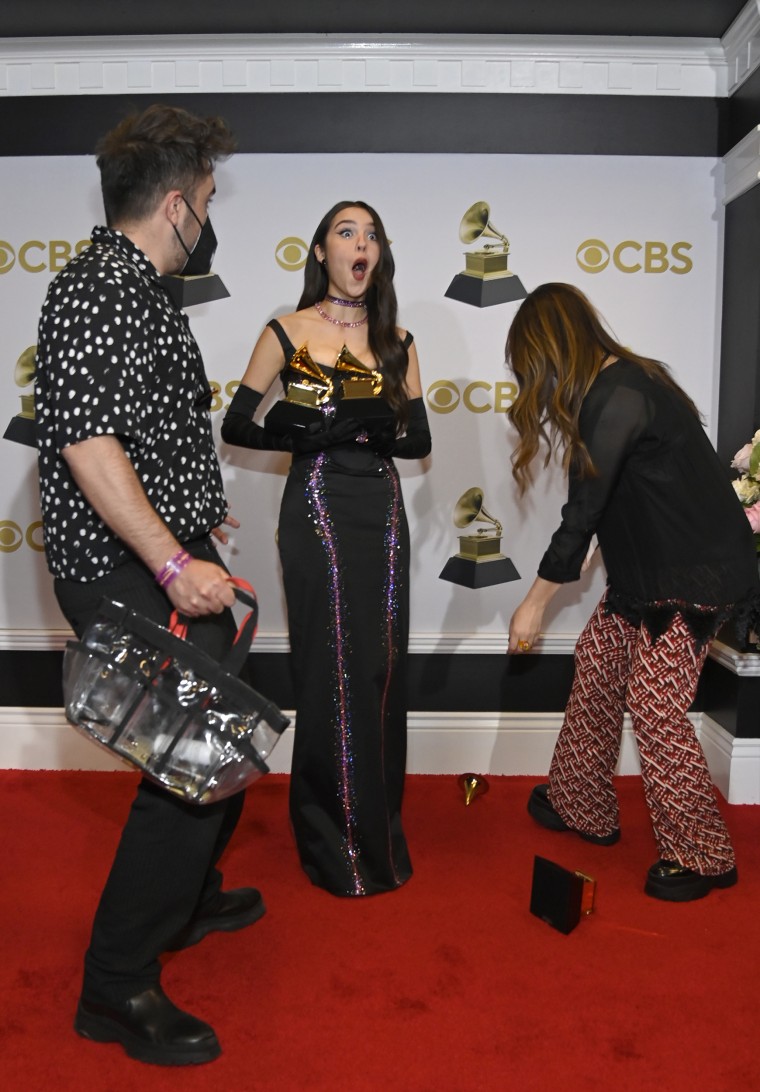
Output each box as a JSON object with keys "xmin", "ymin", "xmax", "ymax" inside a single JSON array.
[
  {"xmin": 0, "ymin": 33, "xmax": 727, "ymax": 98},
  {"xmin": 722, "ymin": 0, "xmax": 760, "ymax": 94},
  {"xmin": 722, "ymin": 123, "xmax": 760, "ymax": 203}
]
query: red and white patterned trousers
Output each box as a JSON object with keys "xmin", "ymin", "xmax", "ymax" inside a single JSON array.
[{"xmin": 548, "ymin": 593, "xmax": 735, "ymax": 875}]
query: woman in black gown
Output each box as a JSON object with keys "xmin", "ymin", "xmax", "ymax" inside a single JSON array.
[{"xmin": 222, "ymin": 201, "xmax": 431, "ymax": 895}]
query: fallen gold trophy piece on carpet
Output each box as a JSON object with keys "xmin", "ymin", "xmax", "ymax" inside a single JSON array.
[
  {"xmin": 529, "ymin": 855, "xmax": 596, "ymax": 934},
  {"xmin": 458, "ymin": 772, "xmax": 489, "ymax": 806}
]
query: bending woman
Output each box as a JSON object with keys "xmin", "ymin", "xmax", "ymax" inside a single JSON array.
[
  {"xmin": 222, "ymin": 201, "xmax": 430, "ymax": 896},
  {"xmin": 506, "ymin": 282, "xmax": 759, "ymax": 902}
]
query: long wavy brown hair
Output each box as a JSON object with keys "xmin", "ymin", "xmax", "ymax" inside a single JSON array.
[
  {"xmin": 297, "ymin": 200, "xmax": 410, "ymax": 431},
  {"xmin": 505, "ymin": 282, "xmax": 700, "ymax": 494}
]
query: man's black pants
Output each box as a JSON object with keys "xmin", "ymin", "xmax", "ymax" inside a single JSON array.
[{"xmin": 55, "ymin": 537, "xmax": 247, "ymax": 1004}]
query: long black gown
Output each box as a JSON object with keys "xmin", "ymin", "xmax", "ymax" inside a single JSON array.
[{"xmin": 269, "ymin": 319, "xmax": 413, "ymax": 896}]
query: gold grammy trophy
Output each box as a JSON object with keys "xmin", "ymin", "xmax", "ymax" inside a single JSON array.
[
  {"xmin": 265, "ymin": 343, "xmax": 333, "ymax": 435},
  {"xmin": 333, "ymin": 345, "xmax": 392, "ymax": 423},
  {"xmin": 4, "ymin": 345, "xmax": 37, "ymax": 448},
  {"xmin": 444, "ymin": 201, "xmax": 528, "ymax": 308},
  {"xmin": 439, "ymin": 487, "xmax": 520, "ymax": 588}
]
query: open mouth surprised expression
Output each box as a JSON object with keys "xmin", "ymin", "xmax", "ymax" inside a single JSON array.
[{"xmin": 324, "ymin": 209, "xmax": 380, "ymax": 294}]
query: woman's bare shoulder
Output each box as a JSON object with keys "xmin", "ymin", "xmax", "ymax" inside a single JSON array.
[{"xmin": 272, "ymin": 306, "xmax": 321, "ymax": 342}]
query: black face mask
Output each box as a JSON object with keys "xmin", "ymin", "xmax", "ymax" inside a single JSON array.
[{"xmin": 174, "ymin": 196, "xmax": 217, "ymax": 276}]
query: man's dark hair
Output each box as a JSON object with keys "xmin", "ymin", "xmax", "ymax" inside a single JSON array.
[{"xmin": 95, "ymin": 103, "xmax": 237, "ymax": 226}]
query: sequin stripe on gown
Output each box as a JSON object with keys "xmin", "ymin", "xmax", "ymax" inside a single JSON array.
[{"xmin": 279, "ymin": 451, "xmax": 413, "ymax": 896}]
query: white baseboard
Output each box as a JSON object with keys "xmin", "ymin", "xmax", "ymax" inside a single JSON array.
[
  {"xmin": 700, "ymin": 715, "xmax": 760, "ymax": 804},
  {"xmin": 1, "ymin": 707, "xmax": 754, "ymax": 802}
]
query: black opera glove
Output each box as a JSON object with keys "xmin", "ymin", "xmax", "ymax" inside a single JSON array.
[
  {"xmin": 221, "ymin": 385, "xmax": 293, "ymax": 452},
  {"xmin": 365, "ymin": 397, "xmax": 432, "ymax": 459},
  {"xmin": 291, "ymin": 417, "xmax": 364, "ymax": 456}
]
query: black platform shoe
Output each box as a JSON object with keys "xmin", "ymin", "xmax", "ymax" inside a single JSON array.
[
  {"xmin": 644, "ymin": 859, "xmax": 738, "ymax": 902},
  {"xmin": 527, "ymin": 784, "xmax": 621, "ymax": 846}
]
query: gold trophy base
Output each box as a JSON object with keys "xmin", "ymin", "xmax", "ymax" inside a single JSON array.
[
  {"xmin": 463, "ymin": 251, "xmax": 511, "ymax": 277},
  {"xmin": 445, "ymin": 271, "xmax": 527, "ymax": 308},
  {"xmin": 455, "ymin": 533, "xmax": 504, "ymax": 561}
]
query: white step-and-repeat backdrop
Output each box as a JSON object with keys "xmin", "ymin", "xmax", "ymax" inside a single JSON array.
[{"xmin": 1, "ymin": 152, "xmax": 722, "ymax": 642}]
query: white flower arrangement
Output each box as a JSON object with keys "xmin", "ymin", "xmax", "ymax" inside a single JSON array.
[{"xmin": 731, "ymin": 429, "xmax": 760, "ymax": 535}]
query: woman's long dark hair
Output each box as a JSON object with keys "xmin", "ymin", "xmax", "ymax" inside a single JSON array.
[
  {"xmin": 298, "ymin": 200, "xmax": 410, "ymax": 430},
  {"xmin": 506, "ymin": 282, "xmax": 701, "ymax": 494}
]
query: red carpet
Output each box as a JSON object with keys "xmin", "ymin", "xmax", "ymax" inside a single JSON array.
[{"xmin": 2, "ymin": 771, "xmax": 759, "ymax": 1091}]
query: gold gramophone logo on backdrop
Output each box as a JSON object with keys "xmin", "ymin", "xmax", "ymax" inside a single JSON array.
[
  {"xmin": 445, "ymin": 201, "xmax": 528, "ymax": 308},
  {"xmin": 4, "ymin": 345, "xmax": 37, "ymax": 448},
  {"xmin": 439, "ymin": 487, "xmax": 520, "ymax": 588}
]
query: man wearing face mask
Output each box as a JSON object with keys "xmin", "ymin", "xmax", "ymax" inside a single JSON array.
[
  {"xmin": 173, "ymin": 191, "xmax": 218, "ymax": 276},
  {"xmin": 35, "ymin": 104, "xmax": 263, "ymax": 1067}
]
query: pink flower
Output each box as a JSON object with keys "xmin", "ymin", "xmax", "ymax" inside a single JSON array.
[
  {"xmin": 732, "ymin": 443, "xmax": 754, "ymax": 472},
  {"xmin": 744, "ymin": 501, "xmax": 760, "ymax": 533}
]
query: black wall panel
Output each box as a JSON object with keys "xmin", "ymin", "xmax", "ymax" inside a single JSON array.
[
  {"xmin": 716, "ymin": 184, "xmax": 760, "ymax": 466},
  {"xmin": 0, "ymin": 93, "xmax": 723, "ymax": 158},
  {"xmin": 720, "ymin": 64, "xmax": 760, "ymax": 155},
  {"xmin": 0, "ymin": 1, "xmax": 747, "ymax": 39}
]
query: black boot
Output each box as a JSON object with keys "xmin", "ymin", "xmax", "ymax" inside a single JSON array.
[
  {"xmin": 165, "ymin": 886, "xmax": 266, "ymax": 951},
  {"xmin": 75, "ymin": 984, "xmax": 221, "ymax": 1066}
]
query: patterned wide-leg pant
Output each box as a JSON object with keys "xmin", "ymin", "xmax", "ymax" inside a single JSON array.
[{"xmin": 547, "ymin": 593, "xmax": 735, "ymax": 876}]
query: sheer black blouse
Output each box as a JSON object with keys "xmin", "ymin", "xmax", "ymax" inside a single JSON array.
[{"xmin": 537, "ymin": 359, "xmax": 760, "ymax": 640}]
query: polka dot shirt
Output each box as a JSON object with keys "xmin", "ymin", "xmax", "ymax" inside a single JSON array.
[{"xmin": 35, "ymin": 226, "xmax": 228, "ymax": 582}]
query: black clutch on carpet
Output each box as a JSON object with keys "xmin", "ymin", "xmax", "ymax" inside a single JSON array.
[{"xmin": 530, "ymin": 855, "xmax": 596, "ymax": 935}]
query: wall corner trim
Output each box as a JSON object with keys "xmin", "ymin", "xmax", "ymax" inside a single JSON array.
[
  {"xmin": 722, "ymin": 123, "xmax": 760, "ymax": 202},
  {"xmin": 723, "ymin": 0, "xmax": 760, "ymax": 95}
]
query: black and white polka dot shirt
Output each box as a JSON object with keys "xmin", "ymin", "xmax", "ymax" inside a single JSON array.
[{"xmin": 35, "ymin": 226, "xmax": 228, "ymax": 582}]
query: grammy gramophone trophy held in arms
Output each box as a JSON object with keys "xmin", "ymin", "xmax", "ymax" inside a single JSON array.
[
  {"xmin": 439, "ymin": 486, "xmax": 520, "ymax": 588},
  {"xmin": 445, "ymin": 201, "xmax": 528, "ymax": 308},
  {"xmin": 266, "ymin": 342, "xmax": 394, "ymax": 435}
]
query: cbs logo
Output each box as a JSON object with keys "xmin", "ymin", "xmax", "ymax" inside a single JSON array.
[
  {"xmin": 207, "ymin": 381, "xmax": 240, "ymax": 413},
  {"xmin": 426, "ymin": 380, "xmax": 517, "ymax": 415},
  {"xmin": 576, "ymin": 239, "xmax": 693, "ymax": 275},
  {"xmin": 0, "ymin": 239, "xmax": 91, "ymax": 275},
  {"xmin": 0, "ymin": 520, "xmax": 44, "ymax": 552},
  {"xmin": 274, "ymin": 237, "xmax": 309, "ymax": 272}
]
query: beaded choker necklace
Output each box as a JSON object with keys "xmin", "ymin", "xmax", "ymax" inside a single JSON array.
[
  {"xmin": 314, "ymin": 301, "xmax": 368, "ymax": 328},
  {"xmin": 325, "ymin": 293, "xmax": 366, "ymax": 309}
]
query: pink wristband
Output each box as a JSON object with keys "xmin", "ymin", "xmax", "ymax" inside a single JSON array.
[{"xmin": 155, "ymin": 549, "xmax": 192, "ymax": 589}]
